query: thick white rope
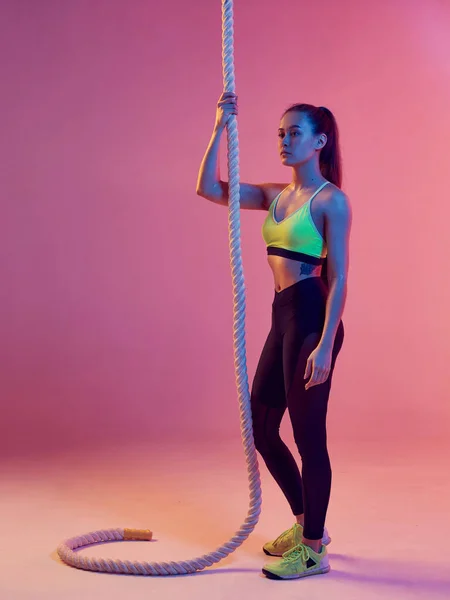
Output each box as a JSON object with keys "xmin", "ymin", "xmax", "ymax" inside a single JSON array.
[{"xmin": 56, "ymin": 0, "xmax": 262, "ymax": 576}]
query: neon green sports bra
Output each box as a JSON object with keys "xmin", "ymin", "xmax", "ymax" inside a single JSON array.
[{"xmin": 261, "ymin": 180, "xmax": 329, "ymax": 264}]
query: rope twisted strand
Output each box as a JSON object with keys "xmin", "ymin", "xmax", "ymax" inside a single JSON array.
[{"xmin": 56, "ymin": 0, "xmax": 261, "ymax": 575}]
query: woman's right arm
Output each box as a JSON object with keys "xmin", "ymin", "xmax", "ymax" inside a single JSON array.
[{"xmin": 196, "ymin": 93, "xmax": 285, "ymax": 211}]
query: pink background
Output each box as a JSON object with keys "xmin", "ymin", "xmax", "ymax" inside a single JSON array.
[{"xmin": 2, "ymin": 0, "xmax": 450, "ymax": 460}]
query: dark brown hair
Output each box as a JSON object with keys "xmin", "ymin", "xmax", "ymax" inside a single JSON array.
[{"xmin": 282, "ymin": 104, "xmax": 342, "ymax": 188}]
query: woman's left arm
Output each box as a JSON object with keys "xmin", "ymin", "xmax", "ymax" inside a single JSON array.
[
  {"xmin": 319, "ymin": 189, "xmax": 352, "ymax": 349},
  {"xmin": 304, "ymin": 189, "xmax": 352, "ymax": 390}
]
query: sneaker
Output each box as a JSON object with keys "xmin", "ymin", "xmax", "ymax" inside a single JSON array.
[
  {"xmin": 263, "ymin": 523, "xmax": 331, "ymax": 556},
  {"xmin": 262, "ymin": 542, "xmax": 330, "ymax": 580}
]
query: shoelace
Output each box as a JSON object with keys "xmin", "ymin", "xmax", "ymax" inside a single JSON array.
[
  {"xmin": 282, "ymin": 543, "xmax": 311, "ymax": 564},
  {"xmin": 273, "ymin": 524, "xmax": 296, "ymax": 546}
]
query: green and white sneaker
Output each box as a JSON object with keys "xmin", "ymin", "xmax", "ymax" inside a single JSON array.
[
  {"xmin": 262, "ymin": 542, "xmax": 330, "ymax": 580},
  {"xmin": 263, "ymin": 523, "xmax": 331, "ymax": 556}
]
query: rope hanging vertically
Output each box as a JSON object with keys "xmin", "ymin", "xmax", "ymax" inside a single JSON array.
[{"xmin": 56, "ymin": 0, "xmax": 262, "ymax": 576}]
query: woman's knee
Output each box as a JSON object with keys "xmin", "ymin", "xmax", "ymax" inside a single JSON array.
[
  {"xmin": 252, "ymin": 423, "xmax": 281, "ymax": 456},
  {"xmin": 251, "ymin": 409, "xmax": 282, "ymax": 457},
  {"xmin": 293, "ymin": 430, "xmax": 329, "ymax": 464}
]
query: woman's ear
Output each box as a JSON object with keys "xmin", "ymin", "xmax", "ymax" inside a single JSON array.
[{"xmin": 316, "ymin": 133, "xmax": 327, "ymax": 149}]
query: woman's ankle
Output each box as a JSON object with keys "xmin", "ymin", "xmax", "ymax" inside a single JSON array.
[{"xmin": 302, "ymin": 537, "xmax": 322, "ymax": 553}]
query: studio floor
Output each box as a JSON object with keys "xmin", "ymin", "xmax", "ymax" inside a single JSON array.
[{"xmin": 2, "ymin": 435, "xmax": 449, "ymax": 600}]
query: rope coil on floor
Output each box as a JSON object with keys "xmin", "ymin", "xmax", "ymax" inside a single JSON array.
[{"xmin": 56, "ymin": 0, "xmax": 262, "ymax": 576}]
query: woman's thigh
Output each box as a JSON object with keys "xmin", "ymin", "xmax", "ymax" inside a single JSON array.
[
  {"xmin": 251, "ymin": 326, "xmax": 286, "ymax": 410},
  {"xmin": 282, "ymin": 323, "xmax": 344, "ymax": 449}
]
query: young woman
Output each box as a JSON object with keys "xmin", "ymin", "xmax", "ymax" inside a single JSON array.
[{"xmin": 196, "ymin": 92, "xmax": 352, "ymax": 581}]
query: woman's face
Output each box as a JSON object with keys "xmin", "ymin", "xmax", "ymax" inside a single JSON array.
[{"xmin": 278, "ymin": 111, "xmax": 325, "ymax": 166}]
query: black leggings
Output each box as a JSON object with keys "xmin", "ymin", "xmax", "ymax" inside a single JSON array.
[{"xmin": 250, "ymin": 276, "xmax": 344, "ymax": 540}]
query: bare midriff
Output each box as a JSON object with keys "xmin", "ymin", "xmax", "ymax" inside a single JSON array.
[{"xmin": 267, "ymin": 254, "xmax": 323, "ymax": 293}]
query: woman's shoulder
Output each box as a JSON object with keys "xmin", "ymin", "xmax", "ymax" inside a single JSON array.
[
  {"xmin": 257, "ymin": 182, "xmax": 290, "ymax": 210},
  {"xmin": 322, "ymin": 184, "xmax": 352, "ymax": 220}
]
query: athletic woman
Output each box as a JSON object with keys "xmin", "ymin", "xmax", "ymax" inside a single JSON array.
[{"xmin": 196, "ymin": 92, "xmax": 352, "ymax": 580}]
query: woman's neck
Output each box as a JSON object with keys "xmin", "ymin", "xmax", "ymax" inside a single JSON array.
[{"xmin": 291, "ymin": 162, "xmax": 325, "ymax": 191}]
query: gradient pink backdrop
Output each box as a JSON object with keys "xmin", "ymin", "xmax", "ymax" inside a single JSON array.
[{"xmin": 2, "ymin": 0, "xmax": 450, "ymax": 460}]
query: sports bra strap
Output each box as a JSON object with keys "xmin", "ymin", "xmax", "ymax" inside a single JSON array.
[{"xmin": 308, "ymin": 180, "xmax": 330, "ymax": 204}]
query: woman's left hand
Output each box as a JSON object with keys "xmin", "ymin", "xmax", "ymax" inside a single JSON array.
[{"xmin": 304, "ymin": 344, "xmax": 333, "ymax": 390}]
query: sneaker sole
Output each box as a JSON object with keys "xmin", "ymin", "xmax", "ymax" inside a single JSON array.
[
  {"xmin": 262, "ymin": 565, "xmax": 331, "ymax": 580},
  {"xmin": 262, "ymin": 534, "xmax": 332, "ymax": 557}
]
